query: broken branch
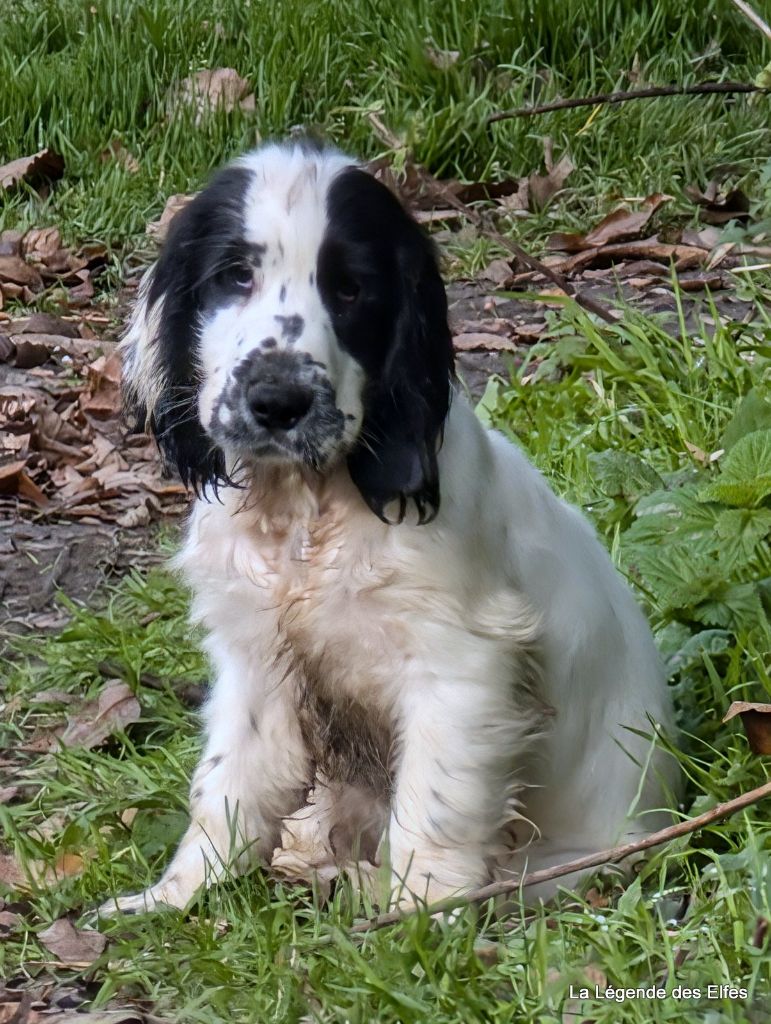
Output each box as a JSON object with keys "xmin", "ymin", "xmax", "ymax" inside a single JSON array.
[
  {"xmin": 730, "ymin": 0, "xmax": 771, "ymax": 42},
  {"xmin": 488, "ymin": 82, "xmax": 766, "ymax": 125},
  {"xmin": 349, "ymin": 778, "xmax": 771, "ymax": 935}
]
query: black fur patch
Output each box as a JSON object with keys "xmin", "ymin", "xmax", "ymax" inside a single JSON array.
[
  {"xmin": 318, "ymin": 168, "xmax": 455, "ymax": 524},
  {"xmin": 141, "ymin": 165, "xmax": 254, "ymax": 492}
]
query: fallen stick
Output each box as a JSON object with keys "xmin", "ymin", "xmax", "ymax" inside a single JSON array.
[
  {"xmin": 730, "ymin": 0, "xmax": 771, "ymax": 42},
  {"xmin": 488, "ymin": 82, "xmax": 766, "ymax": 125},
  {"xmin": 349, "ymin": 778, "xmax": 771, "ymax": 935},
  {"xmin": 420, "ymin": 172, "xmax": 618, "ymax": 324},
  {"xmin": 367, "ymin": 111, "xmax": 617, "ymax": 324}
]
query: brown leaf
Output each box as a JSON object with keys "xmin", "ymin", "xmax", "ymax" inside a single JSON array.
[
  {"xmin": 57, "ymin": 680, "xmax": 141, "ymax": 750},
  {"xmin": 477, "ymin": 258, "xmax": 514, "ymax": 287},
  {"xmin": 38, "ymin": 918, "xmax": 107, "ymax": 967},
  {"xmin": 425, "ymin": 45, "xmax": 460, "ymax": 69},
  {"xmin": 0, "ymin": 149, "xmax": 64, "ymax": 192},
  {"xmin": 685, "ymin": 181, "xmax": 750, "ymax": 225},
  {"xmin": 0, "ymin": 230, "xmax": 23, "ymax": 257},
  {"xmin": 549, "ymin": 194, "xmax": 672, "ymax": 251},
  {"xmin": 166, "ymin": 68, "xmax": 255, "ymax": 124},
  {"xmin": 67, "ymin": 269, "xmax": 95, "ymax": 306},
  {"xmin": 100, "ymin": 139, "xmax": 140, "ymax": 174},
  {"xmin": 528, "ymin": 152, "xmax": 575, "ymax": 209},
  {"xmin": 454, "ymin": 332, "xmax": 518, "ymax": 352},
  {"xmin": 22, "ymin": 227, "xmax": 62, "ymax": 262},
  {"xmin": 147, "ymin": 193, "xmax": 195, "ymax": 239},
  {"xmin": 11, "ymin": 312, "xmax": 81, "ymax": 337},
  {"xmin": 0, "ymin": 255, "xmax": 43, "ymax": 290},
  {"xmin": 549, "ymin": 237, "xmax": 705, "ymax": 275},
  {"xmin": 0, "ymin": 787, "xmax": 19, "ymax": 805},
  {"xmin": 17, "ymin": 471, "xmax": 51, "ymax": 508},
  {"xmin": 0, "ymin": 854, "xmax": 26, "ymax": 890},
  {"xmin": 723, "ymin": 701, "xmax": 771, "ymax": 754},
  {"xmin": 0, "ymin": 460, "xmax": 26, "ymax": 493}
]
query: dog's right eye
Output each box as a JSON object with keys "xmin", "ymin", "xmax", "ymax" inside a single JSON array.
[
  {"xmin": 227, "ymin": 264, "xmax": 254, "ymax": 292},
  {"xmin": 213, "ymin": 262, "xmax": 253, "ymax": 295}
]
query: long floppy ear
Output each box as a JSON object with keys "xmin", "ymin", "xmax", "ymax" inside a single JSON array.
[
  {"xmin": 347, "ymin": 211, "xmax": 455, "ymax": 525},
  {"xmin": 120, "ymin": 166, "xmax": 251, "ymax": 492}
]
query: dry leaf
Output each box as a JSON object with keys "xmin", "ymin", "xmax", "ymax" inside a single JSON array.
[
  {"xmin": 0, "ymin": 460, "xmax": 26, "ymax": 492},
  {"xmin": 454, "ymin": 332, "xmax": 518, "ymax": 352},
  {"xmin": 685, "ymin": 181, "xmax": 750, "ymax": 225},
  {"xmin": 0, "ymin": 255, "xmax": 44, "ymax": 290},
  {"xmin": 0, "ymin": 230, "xmax": 23, "ymax": 256},
  {"xmin": 147, "ymin": 193, "xmax": 195, "ymax": 239},
  {"xmin": 528, "ymin": 152, "xmax": 575, "ymax": 209},
  {"xmin": 57, "ymin": 681, "xmax": 140, "ymax": 750},
  {"xmin": 477, "ymin": 258, "xmax": 514, "ymax": 286},
  {"xmin": 166, "ymin": 68, "xmax": 255, "ymax": 124},
  {"xmin": 38, "ymin": 918, "xmax": 107, "ymax": 966},
  {"xmin": 549, "ymin": 237, "xmax": 705, "ymax": 276},
  {"xmin": 22, "ymin": 226, "xmax": 62, "ymax": 262},
  {"xmin": 100, "ymin": 140, "xmax": 140, "ymax": 174},
  {"xmin": 723, "ymin": 701, "xmax": 771, "ymax": 754},
  {"xmin": 0, "ymin": 149, "xmax": 64, "ymax": 192},
  {"xmin": 549, "ymin": 194, "xmax": 672, "ymax": 251},
  {"xmin": 425, "ymin": 45, "xmax": 460, "ymax": 69}
]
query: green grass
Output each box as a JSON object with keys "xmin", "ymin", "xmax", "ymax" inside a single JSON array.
[
  {"xmin": 2, "ymin": 281, "xmax": 771, "ymax": 1022},
  {"xmin": 2, "ymin": 0, "xmax": 771, "ymax": 249},
  {"xmin": 2, "ymin": 1, "xmax": 771, "ymax": 1019}
]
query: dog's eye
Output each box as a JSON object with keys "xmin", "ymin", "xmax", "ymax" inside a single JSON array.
[
  {"xmin": 229, "ymin": 264, "xmax": 254, "ymax": 291},
  {"xmin": 216, "ymin": 263, "xmax": 253, "ymax": 293},
  {"xmin": 335, "ymin": 277, "xmax": 359, "ymax": 305}
]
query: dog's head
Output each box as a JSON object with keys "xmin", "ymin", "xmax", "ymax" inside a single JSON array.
[{"xmin": 123, "ymin": 141, "xmax": 454, "ymax": 523}]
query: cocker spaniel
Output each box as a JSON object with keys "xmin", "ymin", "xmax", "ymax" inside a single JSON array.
[{"xmin": 104, "ymin": 140, "xmax": 678, "ymax": 914}]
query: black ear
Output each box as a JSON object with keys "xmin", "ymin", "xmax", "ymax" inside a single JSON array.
[
  {"xmin": 347, "ymin": 210, "xmax": 455, "ymax": 525},
  {"xmin": 122, "ymin": 166, "xmax": 253, "ymax": 493}
]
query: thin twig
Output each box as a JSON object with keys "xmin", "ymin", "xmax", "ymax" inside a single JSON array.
[
  {"xmin": 421, "ymin": 172, "xmax": 618, "ymax": 323},
  {"xmin": 366, "ymin": 112, "xmax": 617, "ymax": 323},
  {"xmin": 488, "ymin": 82, "xmax": 766, "ymax": 124},
  {"xmin": 731, "ymin": 0, "xmax": 771, "ymax": 42},
  {"xmin": 349, "ymin": 779, "xmax": 771, "ymax": 935}
]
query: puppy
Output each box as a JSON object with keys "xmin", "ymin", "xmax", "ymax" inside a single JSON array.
[{"xmin": 103, "ymin": 140, "xmax": 679, "ymax": 914}]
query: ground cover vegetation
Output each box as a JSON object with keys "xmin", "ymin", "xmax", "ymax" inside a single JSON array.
[{"xmin": 1, "ymin": 1, "xmax": 771, "ymax": 1021}]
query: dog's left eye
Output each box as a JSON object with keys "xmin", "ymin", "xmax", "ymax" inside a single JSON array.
[{"xmin": 335, "ymin": 277, "xmax": 359, "ymax": 305}]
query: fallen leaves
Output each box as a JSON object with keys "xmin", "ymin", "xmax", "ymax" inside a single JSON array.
[
  {"xmin": 0, "ymin": 226, "xmax": 107, "ymax": 311},
  {"xmin": 38, "ymin": 919, "xmax": 107, "ymax": 967},
  {"xmin": 549, "ymin": 193, "xmax": 672, "ymax": 251},
  {"xmin": 23, "ymin": 680, "xmax": 141, "ymax": 754},
  {"xmin": 685, "ymin": 180, "xmax": 750, "ymax": 225},
  {"xmin": 723, "ymin": 701, "xmax": 771, "ymax": 754},
  {"xmin": 0, "ymin": 315, "xmax": 187, "ymax": 524},
  {"xmin": 0, "ymin": 149, "xmax": 64, "ymax": 193},
  {"xmin": 165, "ymin": 68, "xmax": 255, "ymax": 124}
]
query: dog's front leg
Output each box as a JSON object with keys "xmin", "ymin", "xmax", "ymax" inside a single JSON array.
[
  {"xmin": 387, "ymin": 667, "xmax": 527, "ymax": 908},
  {"xmin": 100, "ymin": 654, "xmax": 310, "ymax": 915}
]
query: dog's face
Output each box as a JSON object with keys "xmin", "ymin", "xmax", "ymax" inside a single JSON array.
[{"xmin": 123, "ymin": 142, "xmax": 454, "ymax": 522}]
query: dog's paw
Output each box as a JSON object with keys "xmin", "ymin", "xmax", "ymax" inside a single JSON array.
[{"xmin": 98, "ymin": 880, "xmax": 192, "ymax": 917}]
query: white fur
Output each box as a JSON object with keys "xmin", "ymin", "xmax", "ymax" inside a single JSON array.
[{"xmin": 103, "ymin": 146, "xmax": 678, "ymax": 915}]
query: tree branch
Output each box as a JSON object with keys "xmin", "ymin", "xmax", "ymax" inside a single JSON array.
[
  {"xmin": 730, "ymin": 0, "xmax": 771, "ymax": 42},
  {"xmin": 349, "ymin": 778, "xmax": 771, "ymax": 935},
  {"xmin": 488, "ymin": 82, "xmax": 766, "ymax": 125}
]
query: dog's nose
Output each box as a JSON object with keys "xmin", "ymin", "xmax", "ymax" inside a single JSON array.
[{"xmin": 246, "ymin": 381, "xmax": 313, "ymax": 431}]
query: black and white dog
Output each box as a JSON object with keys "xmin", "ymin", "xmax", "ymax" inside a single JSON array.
[{"xmin": 104, "ymin": 141, "xmax": 678, "ymax": 914}]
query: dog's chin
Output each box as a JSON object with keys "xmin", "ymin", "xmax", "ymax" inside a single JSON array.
[{"xmin": 210, "ymin": 425, "xmax": 344, "ymax": 477}]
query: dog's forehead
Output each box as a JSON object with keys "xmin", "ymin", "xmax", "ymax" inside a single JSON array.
[{"xmin": 234, "ymin": 145, "xmax": 357, "ymax": 262}]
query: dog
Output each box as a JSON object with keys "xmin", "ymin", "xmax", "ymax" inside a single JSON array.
[{"xmin": 102, "ymin": 140, "xmax": 679, "ymax": 914}]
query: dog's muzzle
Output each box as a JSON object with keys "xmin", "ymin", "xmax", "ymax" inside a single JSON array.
[{"xmin": 209, "ymin": 349, "xmax": 346, "ymax": 468}]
